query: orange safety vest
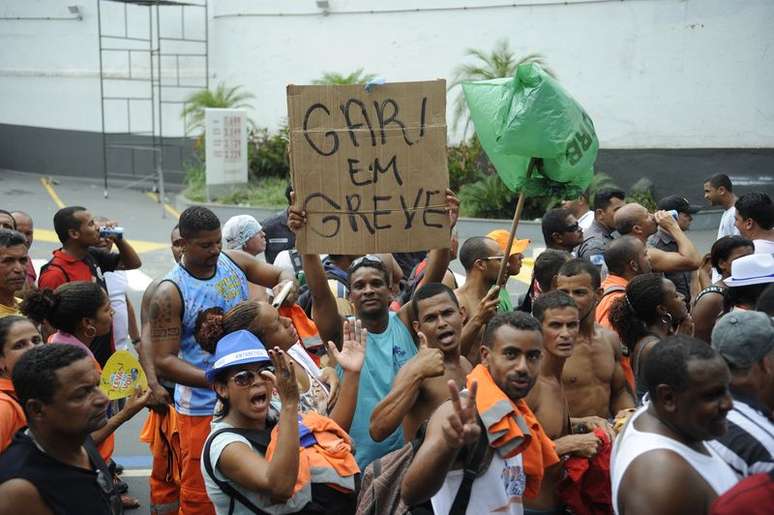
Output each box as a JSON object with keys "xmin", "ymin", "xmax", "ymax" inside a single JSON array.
[{"xmin": 467, "ymin": 364, "xmax": 559, "ymax": 499}]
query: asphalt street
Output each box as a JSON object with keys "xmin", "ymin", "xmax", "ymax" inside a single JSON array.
[{"xmin": 0, "ymin": 168, "xmax": 720, "ymax": 514}]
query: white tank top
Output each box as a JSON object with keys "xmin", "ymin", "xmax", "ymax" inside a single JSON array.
[
  {"xmin": 430, "ymin": 452, "xmax": 525, "ymax": 515},
  {"xmin": 611, "ymin": 407, "xmax": 738, "ymax": 514}
]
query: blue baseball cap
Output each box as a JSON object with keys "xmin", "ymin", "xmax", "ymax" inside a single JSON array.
[{"xmin": 205, "ymin": 330, "xmax": 271, "ymax": 383}]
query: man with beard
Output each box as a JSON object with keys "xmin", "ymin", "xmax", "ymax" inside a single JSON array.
[
  {"xmin": 288, "ymin": 190, "xmax": 459, "ymax": 469},
  {"xmin": 526, "ymin": 291, "xmax": 606, "ymax": 515},
  {"xmin": 0, "ymin": 230, "xmax": 27, "ymax": 317},
  {"xmin": 556, "ymin": 259, "xmax": 634, "ymax": 419},
  {"xmin": 402, "ymin": 312, "xmax": 558, "ymax": 515},
  {"xmin": 612, "ymin": 336, "xmax": 738, "ymax": 515},
  {"xmin": 370, "ymin": 283, "xmax": 471, "ymax": 443},
  {"xmin": 0, "ymin": 344, "xmax": 122, "ymax": 514},
  {"xmin": 150, "ymin": 207, "xmax": 297, "ymax": 515}
]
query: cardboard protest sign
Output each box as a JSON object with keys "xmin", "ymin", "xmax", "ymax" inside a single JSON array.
[
  {"xmin": 99, "ymin": 350, "xmax": 148, "ymax": 400},
  {"xmin": 287, "ymin": 80, "xmax": 450, "ymax": 254}
]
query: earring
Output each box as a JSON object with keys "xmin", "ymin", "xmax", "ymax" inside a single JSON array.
[
  {"xmin": 661, "ymin": 312, "xmax": 674, "ymax": 328},
  {"xmin": 84, "ymin": 325, "xmax": 97, "ymax": 339}
]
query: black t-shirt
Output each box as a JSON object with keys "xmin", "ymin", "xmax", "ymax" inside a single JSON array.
[
  {"xmin": 261, "ymin": 210, "xmax": 295, "ymax": 264},
  {"xmin": 86, "ymin": 248, "xmax": 121, "ymax": 367},
  {"xmin": 0, "ymin": 431, "xmax": 117, "ymax": 515}
]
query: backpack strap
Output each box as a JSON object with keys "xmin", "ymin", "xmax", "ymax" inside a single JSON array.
[
  {"xmin": 202, "ymin": 427, "xmax": 273, "ymax": 515},
  {"xmin": 40, "ymin": 260, "xmax": 71, "ymax": 284},
  {"xmin": 448, "ymin": 416, "xmax": 490, "ymax": 515},
  {"xmin": 83, "ymin": 436, "xmax": 123, "ymax": 515}
]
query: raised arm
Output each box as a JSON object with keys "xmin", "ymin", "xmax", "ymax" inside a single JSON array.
[
  {"xmin": 370, "ymin": 332, "xmax": 444, "ymax": 442},
  {"xmin": 325, "ymin": 319, "xmax": 367, "ymax": 432},
  {"xmin": 216, "ymin": 349, "xmax": 300, "ymax": 501},
  {"xmin": 225, "ymin": 249, "xmax": 298, "ymax": 304},
  {"xmin": 648, "ymin": 211, "xmax": 702, "ymax": 273},
  {"xmin": 398, "ymin": 189, "xmax": 459, "ymax": 326},
  {"xmin": 459, "ymin": 287, "xmax": 500, "ymax": 364},
  {"xmin": 286, "ymin": 198, "xmax": 344, "ymax": 347},
  {"xmin": 401, "ymin": 380, "xmax": 479, "ymax": 507},
  {"xmin": 150, "ymin": 281, "xmax": 208, "ymax": 388},
  {"xmin": 114, "ymin": 236, "xmax": 142, "ymax": 270}
]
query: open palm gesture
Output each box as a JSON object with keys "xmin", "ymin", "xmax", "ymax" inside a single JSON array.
[{"xmin": 327, "ymin": 319, "xmax": 367, "ymax": 373}]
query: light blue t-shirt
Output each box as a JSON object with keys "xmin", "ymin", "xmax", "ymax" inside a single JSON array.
[
  {"xmin": 166, "ymin": 253, "xmax": 249, "ymax": 416},
  {"xmin": 339, "ymin": 311, "xmax": 417, "ymax": 470}
]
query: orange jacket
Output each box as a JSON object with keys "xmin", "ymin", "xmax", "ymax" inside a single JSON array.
[
  {"xmin": 265, "ymin": 411, "xmax": 359, "ymax": 495},
  {"xmin": 139, "ymin": 407, "xmax": 181, "ymax": 486},
  {"xmin": 467, "ymin": 365, "xmax": 559, "ymax": 499},
  {"xmin": 279, "ymin": 305, "xmax": 323, "ymax": 364},
  {"xmin": 0, "ymin": 378, "xmax": 26, "ymax": 452}
]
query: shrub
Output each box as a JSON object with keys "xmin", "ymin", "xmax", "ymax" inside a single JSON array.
[{"xmin": 248, "ymin": 127, "xmax": 289, "ymax": 180}]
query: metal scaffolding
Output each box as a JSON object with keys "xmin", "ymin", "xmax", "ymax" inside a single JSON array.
[{"xmin": 96, "ymin": 0, "xmax": 208, "ymax": 216}]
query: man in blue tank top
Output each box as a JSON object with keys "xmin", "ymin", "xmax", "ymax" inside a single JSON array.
[
  {"xmin": 288, "ymin": 190, "xmax": 459, "ymax": 469},
  {"xmin": 149, "ymin": 206, "xmax": 297, "ymax": 515}
]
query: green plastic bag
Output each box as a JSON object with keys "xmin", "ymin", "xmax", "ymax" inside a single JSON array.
[{"xmin": 462, "ymin": 63, "xmax": 597, "ymax": 197}]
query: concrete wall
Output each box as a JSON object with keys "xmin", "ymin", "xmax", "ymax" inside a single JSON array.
[{"xmin": 0, "ymin": 0, "xmax": 772, "ymax": 192}]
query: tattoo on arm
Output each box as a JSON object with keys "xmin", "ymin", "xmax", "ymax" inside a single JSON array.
[{"xmin": 152, "ymin": 327, "xmax": 181, "ymax": 338}]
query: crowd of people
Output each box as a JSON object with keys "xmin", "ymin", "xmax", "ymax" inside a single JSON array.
[{"xmin": 0, "ymin": 174, "xmax": 771, "ymax": 515}]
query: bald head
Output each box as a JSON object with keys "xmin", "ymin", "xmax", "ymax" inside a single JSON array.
[
  {"xmin": 614, "ymin": 202, "xmax": 657, "ymax": 240},
  {"xmin": 604, "ymin": 235, "xmax": 651, "ymax": 277}
]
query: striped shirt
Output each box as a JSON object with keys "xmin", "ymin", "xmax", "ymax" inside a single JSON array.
[{"xmin": 709, "ymin": 392, "xmax": 774, "ymax": 478}]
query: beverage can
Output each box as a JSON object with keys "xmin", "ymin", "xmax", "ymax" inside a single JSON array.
[{"xmin": 99, "ymin": 227, "xmax": 124, "ymax": 240}]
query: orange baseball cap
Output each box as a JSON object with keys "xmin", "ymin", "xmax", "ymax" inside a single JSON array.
[{"xmin": 487, "ymin": 229, "xmax": 530, "ymax": 255}]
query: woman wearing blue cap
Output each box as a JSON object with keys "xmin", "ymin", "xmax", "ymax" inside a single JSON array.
[
  {"xmin": 202, "ymin": 331, "xmax": 301, "ymax": 512},
  {"xmin": 201, "ymin": 331, "xmax": 358, "ymax": 514},
  {"xmin": 196, "ymin": 300, "xmax": 366, "ymax": 432}
]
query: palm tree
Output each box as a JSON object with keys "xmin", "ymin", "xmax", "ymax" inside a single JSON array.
[
  {"xmin": 449, "ymin": 39, "xmax": 555, "ymax": 137},
  {"xmin": 180, "ymin": 83, "xmax": 256, "ymax": 135},
  {"xmin": 312, "ymin": 68, "xmax": 377, "ymax": 85}
]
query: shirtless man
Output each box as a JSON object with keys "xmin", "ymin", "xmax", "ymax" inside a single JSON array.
[
  {"xmin": 555, "ymin": 258, "xmax": 635, "ymax": 420},
  {"xmin": 455, "ymin": 236, "xmax": 502, "ymax": 363},
  {"xmin": 614, "ymin": 202, "xmax": 702, "ymax": 274},
  {"xmin": 370, "ymin": 283, "xmax": 471, "ymax": 442},
  {"xmin": 526, "ymin": 290, "xmax": 606, "ymax": 514}
]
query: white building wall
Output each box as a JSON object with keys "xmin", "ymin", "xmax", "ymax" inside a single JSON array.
[{"xmin": 1, "ymin": 0, "xmax": 772, "ymax": 147}]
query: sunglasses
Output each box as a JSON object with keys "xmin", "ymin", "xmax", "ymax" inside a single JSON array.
[
  {"xmin": 563, "ymin": 222, "xmax": 581, "ymax": 233},
  {"xmin": 480, "ymin": 255, "xmax": 505, "ymax": 262},
  {"xmin": 229, "ymin": 367, "xmax": 274, "ymax": 387}
]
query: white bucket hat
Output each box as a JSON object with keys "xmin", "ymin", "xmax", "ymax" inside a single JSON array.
[{"xmin": 724, "ymin": 253, "xmax": 774, "ymax": 287}]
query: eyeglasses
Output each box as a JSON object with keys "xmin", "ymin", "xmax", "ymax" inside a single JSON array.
[
  {"xmin": 563, "ymin": 222, "xmax": 581, "ymax": 233},
  {"xmin": 480, "ymin": 255, "xmax": 505, "ymax": 262},
  {"xmin": 229, "ymin": 367, "xmax": 274, "ymax": 387}
]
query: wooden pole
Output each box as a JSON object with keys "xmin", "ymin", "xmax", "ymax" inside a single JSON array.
[{"xmin": 496, "ymin": 158, "xmax": 537, "ymax": 287}]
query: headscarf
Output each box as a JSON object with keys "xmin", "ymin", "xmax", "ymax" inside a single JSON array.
[{"xmin": 222, "ymin": 215, "xmax": 262, "ymax": 250}]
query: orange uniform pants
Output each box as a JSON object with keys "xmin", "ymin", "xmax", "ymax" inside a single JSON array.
[
  {"xmin": 140, "ymin": 408, "xmax": 182, "ymax": 515},
  {"xmin": 176, "ymin": 412, "xmax": 215, "ymax": 515}
]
